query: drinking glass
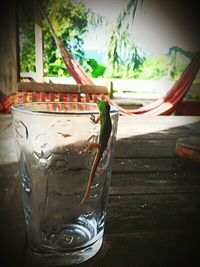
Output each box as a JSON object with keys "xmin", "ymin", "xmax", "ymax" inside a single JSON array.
[{"xmin": 11, "ymin": 102, "xmax": 119, "ymax": 265}]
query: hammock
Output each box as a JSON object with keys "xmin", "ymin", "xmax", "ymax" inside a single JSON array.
[
  {"xmin": 41, "ymin": 8, "xmax": 200, "ymax": 116},
  {"xmin": 127, "ymin": 50, "xmax": 200, "ymax": 115},
  {"xmin": 1, "ymin": 9, "xmax": 199, "ymax": 115}
]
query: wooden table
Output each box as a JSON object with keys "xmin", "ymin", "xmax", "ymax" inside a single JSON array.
[{"xmin": 1, "ymin": 114, "xmax": 200, "ymax": 267}]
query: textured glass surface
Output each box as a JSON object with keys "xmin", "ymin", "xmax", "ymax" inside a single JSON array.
[{"xmin": 12, "ymin": 102, "xmax": 119, "ymax": 265}]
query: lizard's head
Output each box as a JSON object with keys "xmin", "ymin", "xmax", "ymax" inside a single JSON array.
[{"xmin": 97, "ymin": 100, "xmax": 110, "ymax": 113}]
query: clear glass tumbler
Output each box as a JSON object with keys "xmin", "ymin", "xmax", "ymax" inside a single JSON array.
[{"xmin": 11, "ymin": 102, "xmax": 119, "ymax": 265}]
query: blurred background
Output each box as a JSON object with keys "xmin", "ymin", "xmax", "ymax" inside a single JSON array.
[{"xmin": 0, "ymin": 0, "xmax": 200, "ymax": 108}]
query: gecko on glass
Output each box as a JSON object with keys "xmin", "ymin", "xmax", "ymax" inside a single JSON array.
[{"xmin": 81, "ymin": 100, "xmax": 112, "ymax": 204}]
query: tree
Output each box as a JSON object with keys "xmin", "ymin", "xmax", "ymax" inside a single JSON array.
[
  {"xmin": 19, "ymin": 0, "xmax": 144, "ymax": 78},
  {"xmin": 87, "ymin": 0, "xmax": 144, "ymax": 78},
  {"xmin": 134, "ymin": 55, "xmax": 171, "ymax": 80},
  {"xmin": 43, "ymin": 0, "xmax": 88, "ymax": 76},
  {"xmin": 18, "ymin": 0, "xmax": 36, "ymax": 72},
  {"xmin": 19, "ymin": 0, "xmax": 89, "ymax": 76}
]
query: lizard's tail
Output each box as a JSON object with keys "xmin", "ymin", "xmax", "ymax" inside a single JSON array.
[{"xmin": 81, "ymin": 153, "xmax": 101, "ymax": 204}]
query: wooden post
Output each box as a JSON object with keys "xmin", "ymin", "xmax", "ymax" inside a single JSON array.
[
  {"xmin": 106, "ymin": 80, "xmax": 114, "ymax": 99},
  {"xmin": 34, "ymin": 0, "xmax": 43, "ymax": 82},
  {"xmin": 0, "ymin": 1, "xmax": 19, "ymax": 95}
]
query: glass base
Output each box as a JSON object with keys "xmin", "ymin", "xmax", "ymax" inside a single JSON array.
[{"xmin": 33, "ymin": 237, "xmax": 103, "ymax": 266}]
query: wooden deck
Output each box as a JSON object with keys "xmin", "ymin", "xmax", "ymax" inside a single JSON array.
[{"xmin": 0, "ymin": 114, "xmax": 200, "ymax": 267}]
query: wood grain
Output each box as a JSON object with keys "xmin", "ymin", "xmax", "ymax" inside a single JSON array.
[
  {"xmin": 0, "ymin": 115, "xmax": 200, "ymax": 267},
  {"xmin": 17, "ymin": 82, "xmax": 108, "ymax": 94}
]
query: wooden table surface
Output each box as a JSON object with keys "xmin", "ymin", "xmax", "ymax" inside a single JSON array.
[{"xmin": 1, "ymin": 114, "xmax": 200, "ymax": 267}]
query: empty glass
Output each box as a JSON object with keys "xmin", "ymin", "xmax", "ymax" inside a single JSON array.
[{"xmin": 11, "ymin": 102, "xmax": 119, "ymax": 265}]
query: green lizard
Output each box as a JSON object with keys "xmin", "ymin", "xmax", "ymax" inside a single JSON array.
[{"xmin": 81, "ymin": 100, "xmax": 112, "ymax": 204}]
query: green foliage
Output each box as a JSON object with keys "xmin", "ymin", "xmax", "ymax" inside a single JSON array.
[
  {"xmin": 18, "ymin": 1, "xmax": 35, "ymax": 72},
  {"xmin": 167, "ymin": 46, "xmax": 193, "ymax": 81},
  {"xmin": 19, "ymin": 0, "xmax": 89, "ymax": 76},
  {"xmin": 83, "ymin": 58, "xmax": 106, "ymax": 78},
  {"xmin": 134, "ymin": 55, "xmax": 171, "ymax": 79},
  {"xmin": 43, "ymin": 0, "xmax": 88, "ymax": 76},
  {"xmin": 18, "ymin": 0, "xmax": 192, "ymax": 81},
  {"xmin": 103, "ymin": 0, "xmax": 144, "ymax": 78},
  {"xmin": 104, "ymin": 29, "xmax": 144, "ymax": 78},
  {"xmin": 19, "ymin": 0, "xmax": 144, "ymax": 79},
  {"xmin": 170, "ymin": 62, "xmax": 188, "ymax": 81}
]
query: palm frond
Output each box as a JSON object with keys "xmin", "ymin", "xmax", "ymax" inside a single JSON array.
[
  {"xmin": 116, "ymin": 0, "xmax": 139, "ymax": 30},
  {"xmin": 87, "ymin": 9, "xmax": 108, "ymax": 29}
]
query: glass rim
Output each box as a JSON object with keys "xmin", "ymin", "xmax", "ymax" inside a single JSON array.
[{"xmin": 11, "ymin": 101, "xmax": 119, "ymax": 115}]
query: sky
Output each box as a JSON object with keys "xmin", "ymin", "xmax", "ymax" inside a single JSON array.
[
  {"xmin": 82, "ymin": 0, "xmax": 126, "ymax": 53},
  {"xmin": 82, "ymin": 0, "xmax": 200, "ymax": 56}
]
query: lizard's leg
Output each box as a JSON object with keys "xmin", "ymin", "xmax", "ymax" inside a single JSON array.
[
  {"xmin": 90, "ymin": 114, "xmax": 100, "ymax": 124},
  {"xmin": 84, "ymin": 143, "xmax": 99, "ymax": 153}
]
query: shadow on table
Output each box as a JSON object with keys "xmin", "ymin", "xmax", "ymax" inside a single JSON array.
[{"xmin": 0, "ymin": 120, "xmax": 200, "ymax": 267}]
